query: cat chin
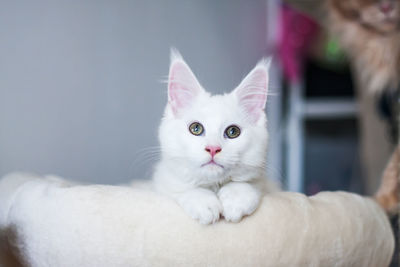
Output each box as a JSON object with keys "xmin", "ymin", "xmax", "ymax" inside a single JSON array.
[
  {"xmin": 379, "ymin": 21, "xmax": 400, "ymax": 32},
  {"xmin": 200, "ymin": 160, "xmax": 224, "ymax": 169},
  {"xmin": 198, "ymin": 165, "xmax": 225, "ymax": 177},
  {"xmin": 362, "ymin": 19, "xmax": 399, "ymax": 33}
]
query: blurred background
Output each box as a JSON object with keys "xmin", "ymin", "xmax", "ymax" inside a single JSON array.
[
  {"xmin": 0, "ymin": 0, "xmax": 272, "ymax": 185},
  {"xmin": 0, "ymin": 0, "xmax": 395, "ymax": 197}
]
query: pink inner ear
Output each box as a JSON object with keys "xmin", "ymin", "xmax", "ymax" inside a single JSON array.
[
  {"xmin": 236, "ymin": 68, "xmax": 268, "ymax": 122},
  {"xmin": 168, "ymin": 61, "xmax": 201, "ymax": 115}
]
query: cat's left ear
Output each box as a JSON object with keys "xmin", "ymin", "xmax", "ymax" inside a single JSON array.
[{"xmin": 233, "ymin": 58, "xmax": 271, "ymax": 123}]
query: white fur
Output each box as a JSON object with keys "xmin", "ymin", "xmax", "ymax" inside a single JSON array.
[{"xmin": 153, "ymin": 51, "xmax": 277, "ymax": 224}]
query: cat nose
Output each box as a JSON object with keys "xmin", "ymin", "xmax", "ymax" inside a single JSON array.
[
  {"xmin": 205, "ymin": 146, "xmax": 222, "ymax": 157},
  {"xmin": 380, "ymin": 2, "xmax": 393, "ymax": 14}
]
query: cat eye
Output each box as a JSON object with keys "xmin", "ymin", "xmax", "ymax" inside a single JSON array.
[
  {"xmin": 225, "ymin": 125, "xmax": 241, "ymax": 139},
  {"xmin": 189, "ymin": 122, "xmax": 204, "ymax": 136}
]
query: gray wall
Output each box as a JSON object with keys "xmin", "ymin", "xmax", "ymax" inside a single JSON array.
[{"xmin": 0, "ymin": 0, "xmax": 270, "ymax": 184}]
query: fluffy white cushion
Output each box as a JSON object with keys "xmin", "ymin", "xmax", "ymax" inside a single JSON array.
[{"xmin": 0, "ymin": 173, "xmax": 394, "ymax": 267}]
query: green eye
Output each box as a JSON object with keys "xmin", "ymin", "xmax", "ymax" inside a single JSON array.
[
  {"xmin": 189, "ymin": 122, "xmax": 204, "ymax": 136},
  {"xmin": 225, "ymin": 125, "xmax": 241, "ymax": 139}
]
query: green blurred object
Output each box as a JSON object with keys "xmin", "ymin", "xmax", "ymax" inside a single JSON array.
[{"xmin": 325, "ymin": 38, "xmax": 346, "ymax": 64}]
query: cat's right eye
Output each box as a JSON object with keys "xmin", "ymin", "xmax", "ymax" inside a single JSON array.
[{"xmin": 189, "ymin": 122, "xmax": 204, "ymax": 136}]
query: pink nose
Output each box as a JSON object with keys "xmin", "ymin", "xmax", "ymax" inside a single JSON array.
[
  {"xmin": 380, "ymin": 2, "xmax": 393, "ymax": 13},
  {"xmin": 205, "ymin": 146, "xmax": 222, "ymax": 157}
]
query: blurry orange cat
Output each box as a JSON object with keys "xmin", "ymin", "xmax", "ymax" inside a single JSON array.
[{"xmin": 327, "ymin": 0, "xmax": 400, "ymax": 92}]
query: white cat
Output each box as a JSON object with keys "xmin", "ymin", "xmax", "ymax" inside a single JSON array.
[{"xmin": 153, "ymin": 50, "xmax": 278, "ymax": 224}]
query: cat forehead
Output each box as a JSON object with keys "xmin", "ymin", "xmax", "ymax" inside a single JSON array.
[{"xmin": 183, "ymin": 93, "xmax": 244, "ymax": 123}]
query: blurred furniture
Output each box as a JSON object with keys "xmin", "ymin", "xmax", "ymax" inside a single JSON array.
[
  {"xmin": 286, "ymin": 80, "xmax": 358, "ymax": 192},
  {"xmin": 267, "ymin": 1, "xmax": 360, "ymax": 193},
  {"xmin": 0, "ymin": 173, "xmax": 394, "ymax": 267}
]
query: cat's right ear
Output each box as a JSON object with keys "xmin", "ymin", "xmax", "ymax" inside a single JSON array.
[{"xmin": 168, "ymin": 49, "xmax": 204, "ymax": 116}]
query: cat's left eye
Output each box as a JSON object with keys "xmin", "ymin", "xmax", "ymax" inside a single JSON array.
[{"xmin": 225, "ymin": 125, "xmax": 241, "ymax": 139}]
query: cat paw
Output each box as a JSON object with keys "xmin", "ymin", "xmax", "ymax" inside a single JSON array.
[
  {"xmin": 218, "ymin": 182, "xmax": 260, "ymax": 223},
  {"xmin": 177, "ymin": 189, "xmax": 222, "ymax": 224}
]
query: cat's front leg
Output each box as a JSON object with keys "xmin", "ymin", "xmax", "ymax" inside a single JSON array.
[
  {"xmin": 218, "ymin": 181, "xmax": 261, "ymax": 223},
  {"xmin": 176, "ymin": 188, "xmax": 222, "ymax": 225}
]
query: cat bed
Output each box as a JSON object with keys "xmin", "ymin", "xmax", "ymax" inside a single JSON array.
[{"xmin": 0, "ymin": 173, "xmax": 394, "ymax": 267}]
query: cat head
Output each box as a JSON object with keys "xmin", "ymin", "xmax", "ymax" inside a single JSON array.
[
  {"xmin": 330, "ymin": 0, "xmax": 400, "ymax": 33},
  {"xmin": 158, "ymin": 50, "xmax": 270, "ymax": 185}
]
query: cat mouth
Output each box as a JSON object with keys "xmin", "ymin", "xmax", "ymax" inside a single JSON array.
[
  {"xmin": 201, "ymin": 160, "xmax": 224, "ymax": 169},
  {"xmin": 382, "ymin": 17, "xmax": 398, "ymax": 24}
]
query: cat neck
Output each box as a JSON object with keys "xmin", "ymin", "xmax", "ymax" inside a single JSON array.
[{"xmin": 153, "ymin": 157, "xmax": 266, "ymax": 193}]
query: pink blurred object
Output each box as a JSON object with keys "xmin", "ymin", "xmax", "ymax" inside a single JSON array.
[{"xmin": 278, "ymin": 5, "xmax": 319, "ymax": 83}]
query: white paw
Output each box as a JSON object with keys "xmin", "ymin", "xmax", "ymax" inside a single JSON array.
[
  {"xmin": 218, "ymin": 182, "xmax": 260, "ymax": 223},
  {"xmin": 177, "ymin": 189, "xmax": 222, "ymax": 224}
]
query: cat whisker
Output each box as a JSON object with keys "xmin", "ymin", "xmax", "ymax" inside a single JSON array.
[{"xmin": 130, "ymin": 146, "xmax": 163, "ymax": 172}]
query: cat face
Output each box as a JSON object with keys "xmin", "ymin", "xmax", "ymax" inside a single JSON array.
[
  {"xmin": 331, "ymin": 0, "xmax": 400, "ymax": 33},
  {"xmin": 158, "ymin": 51, "xmax": 269, "ymax": 185}
]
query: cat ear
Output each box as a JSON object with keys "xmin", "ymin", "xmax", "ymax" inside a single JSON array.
[
  {"xmin": 168, "ymin": 49, "xmax": 204, "ymax": 116},
  {"xmin": 233, "ymin": 58, "xmax": 271, "ymax": 123}
]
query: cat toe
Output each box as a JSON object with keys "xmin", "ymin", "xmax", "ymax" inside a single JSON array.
[
  {"xmin": 191, "ymin": 201, "xmax": 222, "ymax": 225},
  {"xmin": 218, "ymin": 183, "xmax": 260, "ymax": 223},
  {"xmin": 222, "ymin": 207, "xmax": 244, "ymax": 223},
  {"xmin": 178, "ymin": 190, "xmax": 222, "ymax": 224}
]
